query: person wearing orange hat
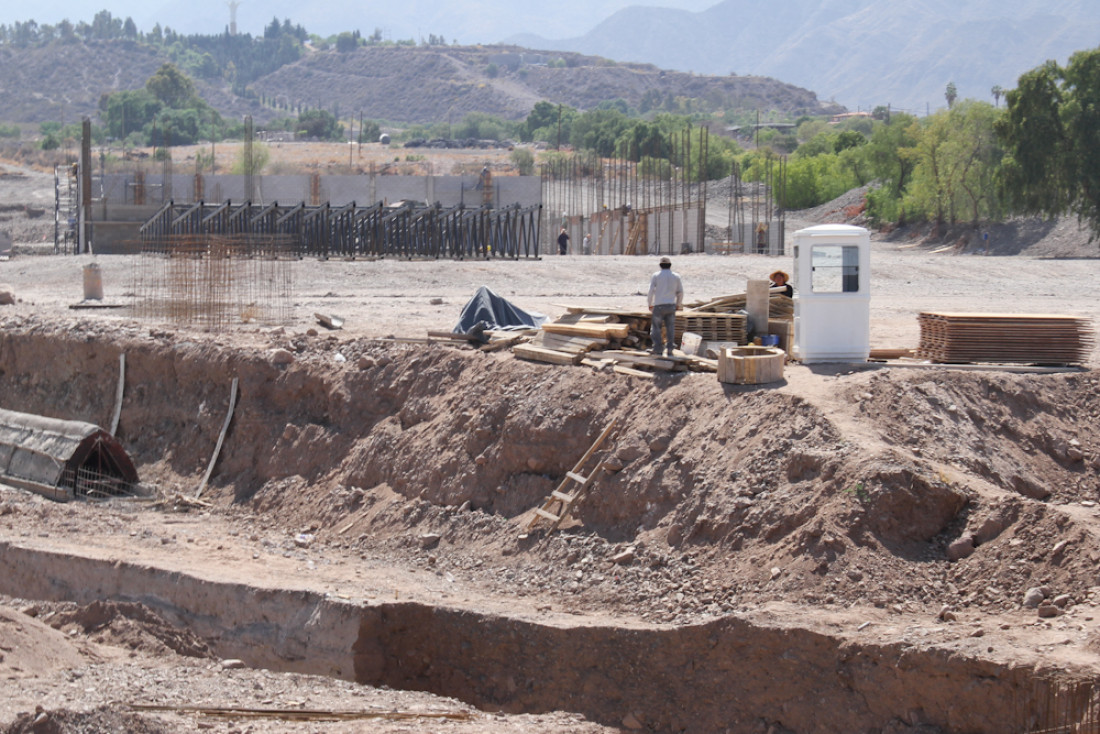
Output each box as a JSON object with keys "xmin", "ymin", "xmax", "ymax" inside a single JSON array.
[{"xmin": 769, "ymin": 270, "xmax": 793, "ymax": 297}]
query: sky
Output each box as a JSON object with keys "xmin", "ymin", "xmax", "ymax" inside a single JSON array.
[{"xmin": 0, "ymin": 0, "xmax": 720, "ymax": 42}]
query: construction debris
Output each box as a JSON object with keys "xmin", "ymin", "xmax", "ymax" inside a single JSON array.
[{"xmin": 510, "ymin": 292, "xmax": 793, "ymax": 377}]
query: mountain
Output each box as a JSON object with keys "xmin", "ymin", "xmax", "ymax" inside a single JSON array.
[
  {"xmin": 507, "ymin": 0, "xmax": 1100, "ymax": 113},
  {"xmin": 0, "ymin": 41, "xmax": 838, "ymax": 127},
  {"xmin": 1, "ymin": 0, "xmax": 717, "ymax": 46}
]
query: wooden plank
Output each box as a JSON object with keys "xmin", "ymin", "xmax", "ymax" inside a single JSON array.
[
  {"xmin": 532, "ymin": 332, "xmax": 608, "ymax": 353},
  {"xmin": 551, "ymin": 490, "xmax": 575, "ymax": 502},
  {"xmin": 480, "ymin": 334, "xmax": 529, "ymax": 352},
  {"xmin": 534, "ymin": 508, "xmax": 560, "ymax": 522},
  {"xmin": 554, "ymin": 304, "xmax": 651, "ymax": 318},
  {"xmin": 427, "ymin": 330, "xmax": 481, "ymax": 342},
  {"xmin": 542, "ymin": 322, "xmax": 631, "ymax": 339},
  {"xmin": 565, "ymin": 471, "xmax": 588, "ymax": 485},
  {"xmin": 614, "ymin": 365, "xmax": 657, "ymax": 378},
  {"xmin": 513, "ymin": 344, "xmax": 583, "ymax": 365},
  {"xmin": 587, "ymin": 350, "xmax": 674, "ymax": 370}
]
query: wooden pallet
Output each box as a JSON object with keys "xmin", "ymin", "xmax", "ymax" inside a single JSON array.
[
  {"xmin": 525, "ymin": 419, "xmax": 618, "ymax": 534},
  {"xmin": 674, "ymin": 312, "xmax": 748, "ymax": 343}
]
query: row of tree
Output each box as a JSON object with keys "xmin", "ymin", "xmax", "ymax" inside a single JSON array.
[{"xmin": 747, "ymin": 47, "xmax": 1100, "ymax": 240}]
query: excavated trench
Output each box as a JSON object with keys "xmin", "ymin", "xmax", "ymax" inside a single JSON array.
[{"xmin": 0, "ymin": 320, "xmax": 1091, "ymax": 733}]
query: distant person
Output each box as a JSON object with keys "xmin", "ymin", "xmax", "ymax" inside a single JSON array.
[
  {"xmin": 557, "ymin": 227, "xmax": 570, "ymax": 255},
  {"xmin": 582, "ymin": 233, "xmax": 592, "ymax": 255},
  {"xmin": 648, "ymin": 256, "xmax": 684, "ymax": 357},
  {"xmin": 769, "ymin": 270, "xmax": 793, "ymax": 297}
]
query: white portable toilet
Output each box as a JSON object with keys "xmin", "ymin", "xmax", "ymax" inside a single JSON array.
[{"xmin": 791, "ymin": 224, "xmax": 870, "ymax": 363}]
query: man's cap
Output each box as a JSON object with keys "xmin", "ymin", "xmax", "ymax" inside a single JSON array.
[{"xmin": 659, "ymin": 256, "xmax": 671, "ymax": 265}]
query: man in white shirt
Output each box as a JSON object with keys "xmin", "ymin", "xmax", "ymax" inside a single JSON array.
[{"xmin": 647, "ymin": 256, "xmax": 684, "ymax": 357}]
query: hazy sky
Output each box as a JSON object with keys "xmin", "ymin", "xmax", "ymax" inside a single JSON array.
[{"xmin": 0, "ymin": 0, "xmax": 720, "ymax": 41}]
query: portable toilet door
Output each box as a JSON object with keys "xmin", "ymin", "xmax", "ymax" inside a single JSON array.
[{"xmin": 792, "ymin": 224, "xmax": 871, "ymax": 363}]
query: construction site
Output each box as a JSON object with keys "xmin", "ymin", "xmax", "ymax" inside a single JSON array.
[{"xmin": 1, "ymin": 140, "xmax": 1100, "ymax": 734}]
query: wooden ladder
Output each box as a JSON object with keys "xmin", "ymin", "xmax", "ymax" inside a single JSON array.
[
  {"xmin": 525, "ymin": 418, "xmax": 619, "ymax": 534},
  {"xmin": 624, "ymin": 212, "xmax": 648, "ymax": 255}
]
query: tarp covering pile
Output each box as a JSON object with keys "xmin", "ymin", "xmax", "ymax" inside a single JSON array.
[
  {"xmin": 453, "ymin": 286, "xmax": 547, "ymax": 334},
  {"xmin": 0, "ymin": 408, "xmax": 139, "ymax": 500}
]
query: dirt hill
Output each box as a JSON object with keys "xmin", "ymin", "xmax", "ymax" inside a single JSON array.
[{"xmin": 0, "ymin": 40, "xmax": 839, "ymax": 128}]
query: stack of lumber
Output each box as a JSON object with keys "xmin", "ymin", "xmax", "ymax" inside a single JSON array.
[
  {"xmin": 689, "ymin": 293, "xmax": 794, "ymax": 319},
  {"xmin": 916, "ymin": 312, "xmax": 1094, "ymax": 365},
  {"xmin": 514, "ymin": 318, "xmax": 632, "ymax": 366},
  {"xmin": 512, "ymin": 308, "xmax": 719, "ymax": 376}
]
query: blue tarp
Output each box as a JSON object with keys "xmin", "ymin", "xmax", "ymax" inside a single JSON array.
[{"xmin": 453, "ymin": 286, "xmax": 547, "ymax": 337}]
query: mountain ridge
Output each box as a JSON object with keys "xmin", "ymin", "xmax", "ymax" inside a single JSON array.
[
  {"xmin": 508, "ymin": 0, "xmax": 1100, "ymax": 112},
  {"xmin": 0, "ymin": 41, "xmax": 840, "ymax": 128}
]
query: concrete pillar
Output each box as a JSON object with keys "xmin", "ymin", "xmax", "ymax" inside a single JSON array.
[{"xmin": 746, "ymin": 279, "xmax": 770, "ymax": 337}]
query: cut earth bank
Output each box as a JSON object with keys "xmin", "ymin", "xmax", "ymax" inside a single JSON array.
[{"xmin": 0, "ymin": 241, "xmax": 1099, "ymax": 732}]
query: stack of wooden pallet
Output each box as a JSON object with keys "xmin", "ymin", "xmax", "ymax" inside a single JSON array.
[
  {"xmin": 675, "ymin": 312, "xmax": 748, "ymax": 343},
  {"xmin": 916, "ymin": 312, "xmax": 1094, "ymax": 365}
]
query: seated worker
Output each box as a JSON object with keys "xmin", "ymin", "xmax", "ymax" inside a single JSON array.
[{"xmin": 769, "ymin": 270, "xmax": 793, "ymax": 297}]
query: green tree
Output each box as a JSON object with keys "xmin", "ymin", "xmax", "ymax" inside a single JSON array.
[
  {"xmin": 945, "ymin": 81, "xmax": 958, "ymax": 109},
  {"xmin": 510, "ymin": 147, "xmax": 535, "ymax": 175},
  {"xmin": 103, "ymin": 89, "xmax": 163, "ymax": 140},
  {"xmin": 863, "ymin": 113, "xmax": 920, "ymax": 223},
  {"xmin": 335, "ymin": 31, "xmax": 358, "ymax": 52},
  {"xmin": 146, "ymin": 63, "xmax": 197, "ymax": 108},
  {"xmin": 997, "ymin": 60, "xmax": 1074, "ymax": 226},
  {"xmin": 296, "ymin": 109, "xmax": 342, "ymax": 140}
]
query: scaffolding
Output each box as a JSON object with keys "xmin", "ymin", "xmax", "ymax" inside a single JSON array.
[
  {"xmin": 720, "ymin": 156, "xmax": 787, "ymax": 256},
  {"xmin": 54, "ymin": 163, "xmax": 79, "ymax": 254},
  {"xmin": 540, "ymin": 142, "xmax": 708, "ymax": 257}
]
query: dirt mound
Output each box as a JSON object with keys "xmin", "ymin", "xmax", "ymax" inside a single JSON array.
[
  {"xmin": 1, "ymin": 706, "xmax": 168, "ymax": 734},
  {"xmin": 1, "ymin": 316, "xmax": 1099, "ymax": 630},
  {"xmin": 45, "ymin": 600, "xmax": 213, "ymax": 658}
]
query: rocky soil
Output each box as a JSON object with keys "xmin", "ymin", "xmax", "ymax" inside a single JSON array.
[{"xmin": 1, "ymin": 150, "xmax": 1100, "ymax": 733}]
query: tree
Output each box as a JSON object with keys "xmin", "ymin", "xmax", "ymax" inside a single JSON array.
[
  {"xmin": 945, "ymin": 81, "xmax": 958, "ymax": 109},
  {"xmin": 510, "ymin": 147, "xmax": 535, "ymax": 175},
  {"xmin": 146, "ymin": 63, "xmax": 197, "ymax": 108},
  {"xmin": 996, "ymin": 59, "xmax": 1075, "ymax": 228},
  {"xmin": 991, "ymin": 85, "xmax": 1004, "ymax": 107},
  {"xmin": 296, "ymin": 109, "xmax": 342, "ymax": 140},
  {"xmin": 335, "ymin": 31, "xmax": 358, "ymax": 53},
  {"xmin": 863, "ymin": 113, "xmax": 920, "ymax": 224}
]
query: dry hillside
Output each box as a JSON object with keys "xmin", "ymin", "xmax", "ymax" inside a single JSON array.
[{"xmin": 0, "ymin": 40, "xmax": 838, "ymax": 128}]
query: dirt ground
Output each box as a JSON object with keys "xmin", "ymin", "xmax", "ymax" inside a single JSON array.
[{"xmin": 1, "ymin": 151, "xmax": 1100, "ymax": 733}]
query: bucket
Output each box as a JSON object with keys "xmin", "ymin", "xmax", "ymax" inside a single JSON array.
[{"xmin": 83, "ymin": 264, "xmax": 103, "ymax": 301}]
